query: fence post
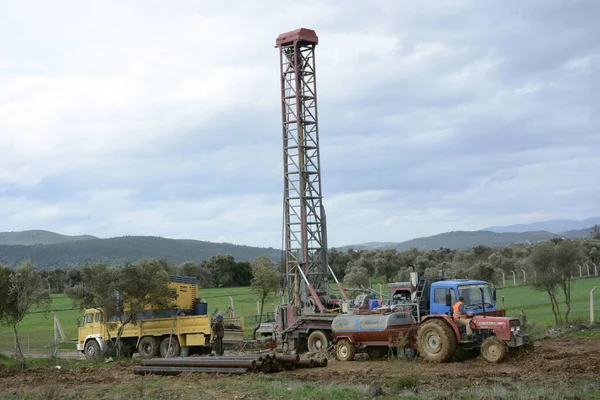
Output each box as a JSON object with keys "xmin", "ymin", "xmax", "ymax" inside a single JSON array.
[
  {"xmin": 521, "ymin": 269, "xmax": 526, "ymax": 285},
  {"xmin": 501, "ymin": 271, "xmax": 506, "ymax": 288},
  {"xmin": 586, "ymin": 263, "xmax": 591, "ymax": 278},
  {"xmin": 591, "ymin": 287, "xmax": 598, "ymax": 324},
  {"xmin": 28, "ymin": 330, "xmax": 30, "ymax": 357},
  {"xmin": 512, "ymin": 270, "xmax": 516, "ymax": 286},
  {"xmin": 579, "ymin": 264, "xmax": 583, "ymax": 278},
  {"xmin": 534, "ymin": 270, "xmax": 537, "ymax": 284}
]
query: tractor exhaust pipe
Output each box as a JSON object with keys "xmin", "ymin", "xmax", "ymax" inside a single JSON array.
[{"xmin": 480, "ymin": 287, "xmax": 486, "ymax": 316}]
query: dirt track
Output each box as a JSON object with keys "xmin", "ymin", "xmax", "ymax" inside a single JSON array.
[{"xmin": 0, "ymin": 335, "xmax": 599, "ymax": 399}]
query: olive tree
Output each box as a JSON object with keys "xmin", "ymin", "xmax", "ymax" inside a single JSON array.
[
  {"xmin": 3, "ymin": 261, "xmax": 51, "ymax": 366},
  {"xmin": 529, "ymin": 242, "xmax": 563, "ymax": 325},
  {"xmin": 553, "ymin": 240, "xmax": 582, "ymax": 324},
  {"xmin": 250, "ymin": 255, "xmax": 280, "ymax": 339},
  {"xmin": 67, "ymin": 260, "xmax": 175, "ymax": 357},
  {"xmin": 112, "ymin": 260, "xmax": 176, "ymax": 354}
]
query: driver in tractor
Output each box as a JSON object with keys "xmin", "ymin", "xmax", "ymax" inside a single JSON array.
[{"xmin": 453, "ymin": 296, "xmax": 473, "ymax": 338}]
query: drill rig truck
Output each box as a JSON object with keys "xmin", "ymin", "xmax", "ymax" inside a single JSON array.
[{"xmin": 273, "ymin": 28, "xmax": 530, "ymax": 363}]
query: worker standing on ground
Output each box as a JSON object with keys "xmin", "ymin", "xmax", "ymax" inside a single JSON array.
[
  {"xmin": 452, "ymin": 296, "xmax": 473, "ymax": 337},
  {"xmin": 211, "ymin": 314, "xmax": 225, "ymax": 356}
]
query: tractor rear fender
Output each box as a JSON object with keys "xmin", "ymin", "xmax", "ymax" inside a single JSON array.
[{"xmin": 420, "ymin": 315, "xmax": 461, "ymax": 344}]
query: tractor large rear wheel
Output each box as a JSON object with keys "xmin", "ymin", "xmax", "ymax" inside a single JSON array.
[
  {"xmin": 481, "ymin": 337, "xmax": 508, "ymax": 363},
  {"xmin": 418, "ymin": 319, "xmax": 457, "ymax": 363}
]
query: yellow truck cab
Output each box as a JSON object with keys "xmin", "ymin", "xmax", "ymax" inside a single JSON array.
[{"xmin": 77, "ymin": 275, "xmax": 244, "ymax": 360}]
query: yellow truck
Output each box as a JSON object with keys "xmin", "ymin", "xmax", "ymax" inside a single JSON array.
[{"xmin": 76, "ymin": 275, "xmax": 244, "ymax": 360}]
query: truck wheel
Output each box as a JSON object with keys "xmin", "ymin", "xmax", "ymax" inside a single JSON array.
[
  {"xmin": 160, "ymin": 337, "xmax": 181, "ymax": 358},
  {"xmin": 335, "ymin": 339, "xmax": 355, "ymax": 361},
  {"xmin": 367, "ymin": 346, "xmax": 387, "ymax": 359},
  {"xmin": 138, "ymin": 337, "xmax": 159, "ymax": 359},
  {"xmin": 481, "ymin": 337, "xmax": 508, "ymax": 363},
  {"xmin": 84, "ymin": 340, "xmax": 102, "ymax": 361},
  {"xmin": 307, "ymin": 330, "xmax": 329, "ymax": 353},
  {"xmin": 418, "ymin": 319, "xmax": 457, "ymax": 363}
]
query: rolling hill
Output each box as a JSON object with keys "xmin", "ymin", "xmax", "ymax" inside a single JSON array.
[
  {"xmin": 0, "ymin": 230, "xmax": 97, "ymax": 245},
  {"xmin": 2, "ymin": 219, "xmax": 596, "ymax": 269},
  {"xmin": 0, "ymin": 235, "xmax": 281, "ymax": 269},
  {"xmin": 483, "ymin": 217, "xmax": 600, "ymax": 234},
  {"xmin": 338, "ymin": 227, "xmax": 594, "ymax": 252}
]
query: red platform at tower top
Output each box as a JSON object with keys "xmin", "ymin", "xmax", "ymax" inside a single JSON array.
[{"xmin": 276, "ymin": 28, "xmax": 318, "ymax": 46}]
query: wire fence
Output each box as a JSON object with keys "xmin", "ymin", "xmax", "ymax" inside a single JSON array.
[{"xmin": 0, "ymin": 330, "xmax": 66, "ymax": 358}]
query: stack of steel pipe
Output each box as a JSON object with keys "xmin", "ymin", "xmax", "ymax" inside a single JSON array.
[
  {"xmin": 296, "ymin": 357, "xmax": 328, "ymax": 369},
  {"xmin": 133, "ymin": 354, "xmax": 321, "ymax": 376}
]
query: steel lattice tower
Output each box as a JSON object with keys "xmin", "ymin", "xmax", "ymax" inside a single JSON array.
[{"xmin": 276, "ymin": 29, "xmax": 328, "ymax": 312}]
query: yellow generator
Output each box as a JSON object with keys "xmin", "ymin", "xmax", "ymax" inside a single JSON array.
[{"xmin": 167, "ymin": 275, "xmax": 198, "ymax": 311}]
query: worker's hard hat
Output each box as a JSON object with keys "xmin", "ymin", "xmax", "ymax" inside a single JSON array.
[{"xmin": 217, "ymin": 314, "xmax": 223, "ymax": 319}]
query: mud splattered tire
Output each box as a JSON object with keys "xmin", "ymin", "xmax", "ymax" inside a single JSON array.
[
  {"xmin": 481, "ymin": 337, "xmax": 508, "ymax": 363},
  {"xmin": 307, "ymin": 330, "xmax": 330, "ymax": 353},
  {"xmin": 160, "ymin": 337, "xmax": 181, "ymax": 358},
  {"xmin": 335, "ymin": 339, "xmax": 356, "ymax": 361},
  {"xmin": 84, "ymin": 340, "xmax": 102, "ymax": 361},
  {"xmin": 418, "ymin": 319, "xmax": 457, "ymax": 363},
  {"xmin": 138, "ymin": 337, "xmax": 159, "ymax": 359},
  {"xmin": 367, "ymin": 346, "xmax": 387, "ymax": 359}
]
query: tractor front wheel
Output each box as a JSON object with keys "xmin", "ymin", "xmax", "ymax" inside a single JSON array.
[
  {"xmin": 417, "ymin": 319, "xmax": 457, "ymax": 363},
  {"xmin": 481, "ymin": 337, "xmax": 508, "ymax": 363}
]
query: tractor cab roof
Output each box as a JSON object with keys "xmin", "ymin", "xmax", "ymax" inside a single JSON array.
[{"xmin": 432, "ymin": 279, "xmax": 490, "ymax": 287}]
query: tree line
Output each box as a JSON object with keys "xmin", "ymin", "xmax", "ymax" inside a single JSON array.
[
  {"xmin": 333, "ymin": 227, "xmax": 600, "ymax": 325},
  {"xmin": 38, "ymin": 255, "xmax": 256, "ymax": 293},
  {"xmin": 0, "ymin": 256, "xmax": 282, "ymax": 361},
  {"xmin": 2, "ymin": 226, "xmax": 598, "ymax": 361}
]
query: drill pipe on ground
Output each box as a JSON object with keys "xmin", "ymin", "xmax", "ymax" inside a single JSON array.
[
  {"xmin": 142, "ymin": 358, "xmax": 257, "ymax": 370},
  {"xmin": 313, "ymin": 358, "xmax": 328, "ymax": 367},
  {"xmin": 296, "ymin": 359, "xmax": 315, "ymax": 368},
  {"xmin": 134, "ymin": 366, "xmax": 247, "ymax": 376},
  {"xmin": 272, "ymin": 354, "xmax": 300, "ymax": 364},
  {"xmin": 261, "ymin": 360, "xmax": 272, "ymax": 373},
  {"xmin": 158, "ymin": 355, "xmax": 266, "ymax": 361},
  {"xmin": 188, "ymin": 355, "xmax": 267, "ymax": 362}
]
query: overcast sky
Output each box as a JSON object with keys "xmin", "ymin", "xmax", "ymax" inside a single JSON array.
[{"xmin": 0, "ymin": 0, "xmax": 598, "ymax": 248}]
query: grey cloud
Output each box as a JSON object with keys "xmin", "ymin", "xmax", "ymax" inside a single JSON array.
[{"xmin": 0, "ymin": 0, "xmax": 598, "ymax": 247}]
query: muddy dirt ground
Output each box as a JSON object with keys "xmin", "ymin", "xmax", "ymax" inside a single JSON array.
[{"xmin": 0, "ymin": 335, "xmax": 599, "ymax": 399}]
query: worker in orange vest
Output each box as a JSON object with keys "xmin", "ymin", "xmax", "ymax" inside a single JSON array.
[{"xmin": 453, "ymin": 296, "xmax": 473, "ymax": 337}]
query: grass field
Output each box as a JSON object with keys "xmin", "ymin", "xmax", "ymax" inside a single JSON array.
[
  {"xmin": 500, "ymin": 276, "xmax": 600, "ymax": 325},
  {"xmin": 1, "ymin": 277, "xmax": 598, "ymax": 353}
]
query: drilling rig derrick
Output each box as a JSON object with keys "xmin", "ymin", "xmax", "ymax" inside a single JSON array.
[{"xmin": 276, "ymin": 28, "xmax": 328, "ymax": 314}]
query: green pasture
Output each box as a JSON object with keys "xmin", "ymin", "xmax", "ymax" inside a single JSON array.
[
  {"xmin": 0, "ymin": 277, "xmax": 598, "ymax": 352},
  {"xmin": 499, "ymin": 276, "xmax": 600, "ymax": 325}
]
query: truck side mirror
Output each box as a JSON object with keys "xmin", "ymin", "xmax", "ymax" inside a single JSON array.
[{"xmin": 445, "ymin": 292, "xmax": 452, "ymax": 307}]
